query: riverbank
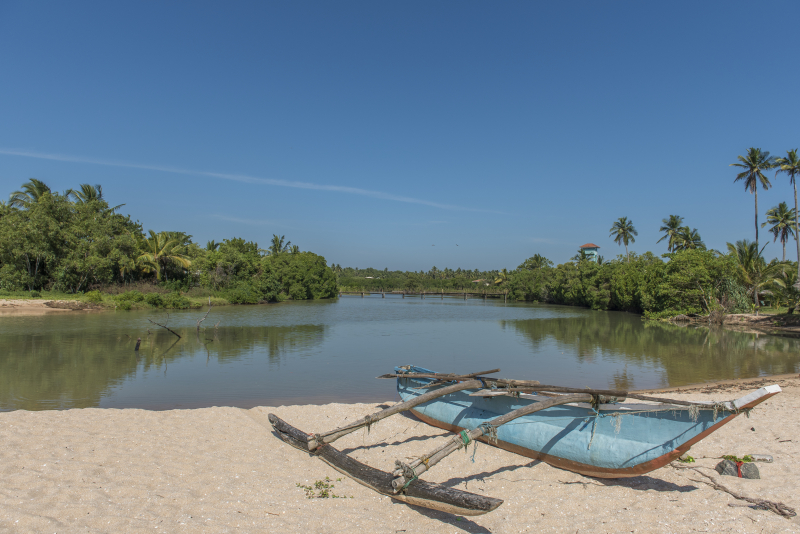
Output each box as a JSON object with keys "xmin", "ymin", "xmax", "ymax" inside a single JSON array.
[
  {"xmin": 672, "ymin": 312, "xmax": 800, "ymax": 335},
  {"xmin": 1, "ymin": 377, "xmax": 798, "ymax": 532}
]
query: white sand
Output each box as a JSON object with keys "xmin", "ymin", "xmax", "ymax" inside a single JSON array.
[{"xmin": 1, "ymin": 378, "xmax": 799, "ymax": 533}]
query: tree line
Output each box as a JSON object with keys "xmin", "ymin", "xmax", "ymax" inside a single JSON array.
[
  {"xmin": 337, "ymin": 147, "xmax": 800, "ymax": 316},
  {"xmin": 0, "ymin": 179, "xmax": 337, "ymax": 306}
]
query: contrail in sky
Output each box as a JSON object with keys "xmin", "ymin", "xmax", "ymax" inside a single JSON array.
[{"xmin": 0, "ymin": 148, "xmax": 492, "ymax": 212}]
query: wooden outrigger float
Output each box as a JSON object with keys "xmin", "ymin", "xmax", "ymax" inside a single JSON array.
[{"xmin": 269, "ymin": 366, "xmax": 781, "ymax": 516}]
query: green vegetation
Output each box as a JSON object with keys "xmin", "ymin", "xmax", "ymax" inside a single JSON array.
[
  {"xmin": 337, "ymin": 247, "xmax": 797, "ymax": 319},
  {"xmin": 609, "ymin": 217, "xmax": 638, "ymax": 262},
  {"xmin": 296, "ymin": 477, "xmax": 350, "ymax": 499},
  {"xmin": 336, "ymin": 266, "xmax": 509, "ymax": 293},
  {"xmin": 0, "ymin": 179, "xmax": 337, "ymax": 308}
]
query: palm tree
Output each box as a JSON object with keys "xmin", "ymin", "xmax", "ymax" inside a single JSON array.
[
  {"xmin": 657, "ymin": 215, "xmax": 684, "ymax": 252},
  {"xmin": 773, "ymin": 269, "xmax": 800, "ymax": 312},
  {"xmin": 727, "ymin": 239, "xmax": 786, "ymax": 312},
  {"xmin": 609, "ymin": 217, "xmax": 638, "ymax": 262},
  {"xmin": 731, "ymin": 148, "xmax": 776, "ymax": 250},
  {"xmin": 775, "ymin": 149, "xmax": 800, "ymax": 307},
  {"xmin": 68, "ymin": 183, "xmax": 125, "ymax": 211},
  {"xmin": 762, "ymin": 202, "xmax": 796, "ymax": 261},
  {"xmin": 672, "ymin": 227, "xmax": 705, "ymax": 251},
  {"xmin": 268, "ymin": 235, "xmax": 291, "ymax": 255},
  {"xmin": 206, "ymin": 240, "xmax": 220, "ymax": 252},
  {"xmin": 9, "ymin": 178, "xmax": 51, "ymax": 208},
  {"xmin": 290, "ymin": 245, "xmax": 300, "ymax": 254},
  {"xmin": 137, "ymin": 230, "xmax": 192, "ymax": 281},
  {"xmin": 494, "ymin": 268, "xmax": 509, "ymax": 285}
]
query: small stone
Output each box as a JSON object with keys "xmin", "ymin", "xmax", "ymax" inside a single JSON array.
[
  {"xmin": 715, "ymin": 459, "xmax": 738, "ymax": 477},
  {"xmin": 740, "ymin": 463, "xmax": 760, "ymax": 479},
  {"xmin": 714, "ymin": 459, "xmax": 760, "ymax": 479}
]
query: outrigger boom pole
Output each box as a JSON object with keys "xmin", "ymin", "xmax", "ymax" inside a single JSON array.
[
  {"xmin": 305, "ymin": 379, "xmax": 484, "ymax": 449},
  {"xmin": 391, "ymin": 393, "xmax": 593, "ymax": 492}
]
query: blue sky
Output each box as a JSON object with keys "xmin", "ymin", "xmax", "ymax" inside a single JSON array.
[{"xmin": 2, "ymin": 1, "xmax": 799, "ymax": 270}]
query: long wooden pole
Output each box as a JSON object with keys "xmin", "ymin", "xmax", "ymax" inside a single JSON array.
[
  {"xmin": 379, "ymin": 371, "xmax": 720, "ymax": 407},
  {"xmin": 304, "ymin": 380, "xmax": 484, "ymax": 450},
  {"xmin": 391, "ymin": 393, "xmax": 592, "ymax": 492}
]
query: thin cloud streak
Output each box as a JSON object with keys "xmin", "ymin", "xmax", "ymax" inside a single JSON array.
[{"xmin": 0, "ymin": 148, "xmax": 497, "ymax": 213}]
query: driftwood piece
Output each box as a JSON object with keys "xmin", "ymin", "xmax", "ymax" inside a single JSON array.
[
  {"xmin": 147, "ymin": 317, "xmax": 181, "ymax": 339},
  {"xmin": 268, "ymin": 414, "xmax": 503, "ymax": 516},
  {"xmin": 681, "ymin": 466, "xmax": 796, "ymax": 518},
  {"xmin": 391, "ymin": 393, "xmax": 592, "ymax": 492},
  {"xmin": 308, "ymin": 380, "xmax": 484, "ymax": 449},
  {"xmin": 196, "ymin": 306, "xmax": 212, "ymax": 330}
]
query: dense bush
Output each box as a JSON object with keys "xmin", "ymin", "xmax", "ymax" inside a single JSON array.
[
  {"xmin": 0, "ymin": 183, "xmax": 338, "ymax": 304},
  {"xmin": 504, "ymin": 250, "xmax": 754, "ymax": 318},
  {"xmin": 162, "ymin": 292, "xmax": 191, "ymax": 309},
  {"xmin": 144, "ymin": 293, "xmax": 164, "ymax": 307},
  {"xmin": 116, "ymin": 290, "xmax": 145, "ymax": 302},
  {"xmin": 85, "ymin": 290, "xmax": 103, "ymax": 303}
]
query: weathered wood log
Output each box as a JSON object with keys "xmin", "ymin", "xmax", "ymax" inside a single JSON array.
[
  {"xmin": 196, "ymin": 306, "xmax": 213, "ymax": 330},
  {"xmin": 391, "ymin": 394, "xmax": 592, "ymax": 492},
  {"xmin": 268, "ymin": 414, "xmax": 503, "ymax": 516}
]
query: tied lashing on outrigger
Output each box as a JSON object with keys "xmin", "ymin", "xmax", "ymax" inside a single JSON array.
[{"xmin": 268, "ymin": 366, "xmax": 781, "ymax": 516}]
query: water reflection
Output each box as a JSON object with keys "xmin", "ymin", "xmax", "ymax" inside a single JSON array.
[
  {"xmin": 2, "ymin": 299, "xmax": 800, "ymax": 411},
  {"xmin": 503, "ymin": 314, "xmax": 800, "ymax": 388},
  {"xmin": 0, "ymin": 323, "xmax": 327, "ymax": 411}
]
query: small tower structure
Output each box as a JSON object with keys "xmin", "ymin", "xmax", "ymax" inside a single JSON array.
[{"xmin": 579, "ymin": 243, "xmax": 600, "ymax": 263}]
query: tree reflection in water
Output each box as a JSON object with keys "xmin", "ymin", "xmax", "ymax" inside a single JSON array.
[
  {"xmin": 502, "ymin": 314, "xmax": 800, "ymax": 389},
  {"xmin": 0, "ymin": 324, "xmax": 326, "ymax": 411}
]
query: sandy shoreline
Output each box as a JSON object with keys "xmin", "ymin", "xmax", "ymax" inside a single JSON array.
[
  {"xmin": 1, "ymin": 379, "xmax": 799, "ymax": 533},
  {"xmin": 0, "ymin": 299, "xmax": 101, "ymax": 315}
]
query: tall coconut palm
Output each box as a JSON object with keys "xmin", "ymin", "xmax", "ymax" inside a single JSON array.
[
  {"xmin": 290, "ymin": 245, "xmax": 300, "ymax": 254},
  {"xmin": 672, "ymin": 227, "xmax": 705, "ymax": 251},
  {"xmin": 609, "ymin": 217, "xmax": 638, "ymax": 262},
  {"xmin": 9, "ymin": 178, "xmax": 51, "ymax": 208},
  {"xmin": 494, "ymin": 268, "xmax": 509, "ymax": 285},
  {"xmin": 657, "ymin": 215, "xmax": 684, "ymax": 252},
  {"xmin": 137, "ymin": 230, "xmax": 191, "ymax": 281},
  {"xmin": 268, "ymin": 234, "xmax": 291, "ymax": 255},
  {"xmin": 727, "ymin": 239, "xmax": 786, "ymax": 312},
  {"xmin": 206, "ymin": 240, "xmax": 220, "ymax": 252},
  {"xmin": 762, "ymin": 202, "xmax": 797, "ymax": 261},
  {"xmin": 68, "ymin": 183, "xmax": 125, "ymax": 211},
  {"xmin": 775, "ymin": 149, "xmax": 800, "ymax": 305},
  {"xmin": 731, "ymin": 148, "xmax": 776, "ymax": 250}
]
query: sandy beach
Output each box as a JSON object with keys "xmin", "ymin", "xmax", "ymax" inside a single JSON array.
[
  {"xmin": 1, "ymin": 377, "xmax": 799, "ymax": 533},
  {"xmin": 0, "ymin": 299, "xmax": 99, "ymax": 315}
]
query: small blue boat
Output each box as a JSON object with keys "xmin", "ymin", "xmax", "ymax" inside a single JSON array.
[{"xmin": 397, "ymin": 365, "xmax": 781, "ymax": 478}]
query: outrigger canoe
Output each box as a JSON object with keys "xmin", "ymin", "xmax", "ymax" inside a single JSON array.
[
  {"xmin": 396, "ymin": 365, "xmax": 782, "ymax": 478},
  {"xmin": 269, "ymin": 366, "xmax": 781, "ymax": 516}
]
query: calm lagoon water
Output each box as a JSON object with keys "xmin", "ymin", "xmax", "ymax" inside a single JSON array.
[{"xmin": 1, "ymin": 296, "xmax": 799, "ymax": 411}]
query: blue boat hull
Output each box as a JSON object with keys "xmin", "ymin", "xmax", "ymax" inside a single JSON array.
[{"xmin": 397, "ymin": 367, "xmax": 780, "ymax": 478}]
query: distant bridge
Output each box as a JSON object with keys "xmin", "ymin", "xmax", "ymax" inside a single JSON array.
[{"xmin": 338, "ymin": 290, "xmax": 509, "ymax": 301}]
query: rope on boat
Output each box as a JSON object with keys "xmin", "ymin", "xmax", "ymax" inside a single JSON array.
[
  {"xmin": 364, "ymin": 414, "xmax": 376, "ymax": 433},
  {"xmin": 459, "ymin": 430, "xmax": 471, "ymax": 448},
  {"xmin": 400, "ymin": 464, "xmax": 419, "ymax": 491}
]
